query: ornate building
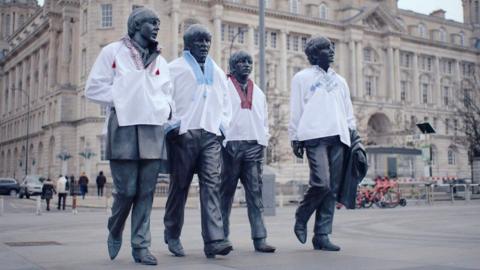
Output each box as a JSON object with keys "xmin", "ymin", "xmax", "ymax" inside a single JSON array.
[{"xmin": 0, "ymin": 0, "xmax": 478, "ymax": 183}]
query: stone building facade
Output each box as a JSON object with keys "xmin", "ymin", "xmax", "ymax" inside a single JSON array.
[{"xmin": 0, "ymin": 0, "xmax": 478, "ymax": 183}]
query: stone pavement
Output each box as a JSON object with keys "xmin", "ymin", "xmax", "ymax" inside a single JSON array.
[{"xmin": 0, "ymin": 199, "xmax": 479, "ymax": 270}]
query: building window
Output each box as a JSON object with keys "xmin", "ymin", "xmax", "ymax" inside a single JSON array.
[
  {"xmin": 445, "ymin": 118, "xmax": 449, "ymax": 135},
  {"xmin": 132, "ymin": 5, "xmax": 143, "ymax": 10},
  {"xmin": 363, "ymin": 48, "xmax": 372, "ymax": 62},
  {"xmin": 101, "ymin": 4, "xmax": 113, "ymax": 28},
  {"xmin": 439, "ymin": 28, "xmax": 447, "ymax": 42},
  {"xmin": 400, "ymin": 81, "xmax": 407, "ymax": 101},
  {"xmin": 365, "ymin": 76, "xmax": 374, "ymax": 96},
  {"xmin": 293, "ymin": 36, "xmax": 299, "ymax": 51},
  {"xmin": 254, "ymin": 29, "xmax": 259, "ymax": 46},
  {"xmin": 453, "ymin": 119, "xmax": 458, "ymax": 135},
  {"xmin": 99, "ymin": 136, "xmax": 107, "ymax": 161},
  {"xmin": 443, "ymin": 86, "xmax": 449, "ymax": 106},
  {"xmin": 418, "ymin": 24, "xmax": 427, "ymax": 38},
  {"xmin": 460, "ymin": 32, "xmax": 465, "ymax": 46},
  {"xmin": 270, "ymin": 32, "xmax": 277, "ymax": 48},
  {"xmin": 448, "ymin": 148, "xmax": 456, "ymax": 165},
  {"xmin": 228, "ymin": 25, "xmax": 235, "ymax": 42},
  {"xmin": 319, "ymin": 3, "xmax": 328, "ymax": 19},
  {"xmin": 82, "ymin": 9, "xmax": 88, "ymax": 33},
  {"xmin": 421, "ymin": 83, "xmax": 428, "ymax": 104},
  {"xmin": 400, "ymin": 52, "xmax": 411, "ymax": 68},
  {"xmin": 81, "ymin": 49, "xmax": 87, "ymax": 78},
  {"xmin": 301, "ymin": 37, "xmax": 308, "ymax": 51},
  {"xmin": 289, "ymin": 0, "xmax": 299, "ymax": 14},
  {"xmin": 463, "ymin": 88, "xmax": 472, "ymax": 108}
]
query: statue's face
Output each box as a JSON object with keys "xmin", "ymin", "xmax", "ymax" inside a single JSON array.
[
  {"xmin": 188, "ymin": 34, "xmax": 211, "ymax": 63},
  {"xmin": 232, "ymin": 55, "xmax": 252, "ymax": 79},
  {"xmin": 309, "ymin": 39, "xmax": 335, "ymax": 66},
  {"xmin": 138, "ymin": 17, "xmax": 160, "ymax": 44}
]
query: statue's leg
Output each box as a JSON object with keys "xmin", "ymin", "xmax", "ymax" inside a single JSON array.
[
  {"xmin": 313, "ymin": 143, "xmax": 346, "ymax": 236},
  {"xmin": 197, "ymin": 131, "xmax": 225, "ymax": 243},
  {"xmin": 130, "ymin": 159, "xmax": 162, "ymax": 250},
  {"xmin": 163, "ymin": 132, "xmax": 197, "ymax": 241},
  {"xmin": 295, "ymin": 143, "xmax": 331, "ymax": 226},
  {"xmin": 239, "ymin": 143, "xmax": 267, "ymax": 240},
  {"xmin": 108, "ymin": 160, "xmax": 138, "ymax": 239},
  {"xmin": 219, "ymin": 143, "xmax": 242, "ymax": 240}
]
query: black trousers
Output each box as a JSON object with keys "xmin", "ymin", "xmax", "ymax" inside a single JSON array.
[
  {"xmin": 97, "ymin": 185, "xmax": 104, "ymax": 197},
  {"xmin": 295, "ymin": 137, "xmax": 346, "ymax": 235},
  {"xmin": 164, "ymin": 129, "xmax": 225, "ymax": 243},
  {"xmin": 108, "ymin": 159, "xmax": 162, "ymax": 249},
  {"xmin": 57, "ymin": 193, "xmax": 67, "ymax": 210},
  {"xmin": 220, "ymin": 141, "xmax": 267, "ymax": 240}
]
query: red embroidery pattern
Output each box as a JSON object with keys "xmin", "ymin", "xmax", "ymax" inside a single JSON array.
[
  {"xmin": 228, "ymin": 75, "xmax": 253, "ymax": 110},
  {"xmin": 120, "ymin": 36, "xmax": 160, "ymax": 73},
  {"xmin": 112, "ymin": 61, "xmax": 116, "ymax": 69}
]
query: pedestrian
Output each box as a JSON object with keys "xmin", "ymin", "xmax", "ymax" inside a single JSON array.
[
  {"xmin": 79, "ymin": 172, "xmax": 89, "ymax": 200},
  {"xmin": 56, "ymin": 174, "xmax": 68, "ymax": 210},
  {"xmin": 41, "ymin": 178, "xmax": 56, "ymax": 211},
  {"xmin": 96, "ymin": 171, "xmax": 107, "ymax": 197}
]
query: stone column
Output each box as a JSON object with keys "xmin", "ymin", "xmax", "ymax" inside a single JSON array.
[
  {"xmin": 212, "ymin": 5, "xmax": 223, "ymax": 64},
  {"xmin": 348, "ymin": 41, "xmax": 357, "ymax": 97},
  {"xmin": 170, "ymin": 3, "xmax": 180, "ymax": 59},
  {"xmin": 247, "ymin": 24, "xmax": 255, "ymax": 78},
  {"xmin": 38, "ymin": 46, "xmax": 45, "ymax": 98},
  {"xmin": 434, "ymin": 57, "xmax": 441, "ymax": 106},
  {"xmin": 412, "ymin": 53, "xmax": 419, "ymax": 104},
  {"xmin": 279, "ymin": 29, "xmax": 288, "ymax": 93},
  {"xmin": 30, "ymin": 53, "xmax": 36, "ymax": 101},
  {"xmin": 387, "ymin": 47, "xmax": 394, "ymax": 101},
  {"xmin": 47, "ymin": 29, "xmax": 57, "ymax": 90},
  {"xmin": 338, "ymin": 41, "xmax": 348, "ymax": 77},
  {"xmin": 355, "ymin": 41, "xmax": 363, "ymax": 98},
  {"xmin": 394, "ymin": 48, "xmax": 401, "ymax": 102}
]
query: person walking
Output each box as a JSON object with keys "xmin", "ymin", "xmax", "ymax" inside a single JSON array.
[
  {"xmin": 78, "ymin": 172, "xmax": 89, "ymax": 200},
  {"xmin": 41, "ymin": 178, "xmax": 56, "ymax": 211},
  {"xmin": 56, "ymin": 174, "xmax": 68, "ymax": 210},
  {"xmin": 96, "ymin": 171, "xmax": 107, "ymax": 197}
]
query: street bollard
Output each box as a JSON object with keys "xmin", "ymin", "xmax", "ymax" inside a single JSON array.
[
  {"xmin": 72, "ymin": 195, "xmax": 78, "ymax": 215},
  {"xmin": 36, "ymin": 196, "xmax": 42, "ymax": 215},
  {"xmin": 0, "ymin": 197, "xmax": 4, "ymax": 216}
]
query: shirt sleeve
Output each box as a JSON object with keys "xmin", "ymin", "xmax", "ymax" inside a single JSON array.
[
  {"xmin": 342, "ymin": 79, "xmax": 357, "ymax": 130},
  {"xmin": 288, "ymin": 74, "xmax": 303, "ymax": 141},
  {"xmin": 220, "ymin": 74, "xmax": 232, "ymax": 135},
  {"xmin": 85, "ymin": 46, "xmax": 115, "ymax": 106}
]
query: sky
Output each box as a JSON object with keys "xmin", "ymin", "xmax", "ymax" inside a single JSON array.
[{"xmin": 36, "ymin": 0, "xmax": 464, "ymax": 23}]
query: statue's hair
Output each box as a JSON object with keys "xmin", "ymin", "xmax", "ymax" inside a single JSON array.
[
  {"xmin": 127, "ymin": 7, "xmax": 159, "ymax": 38},
  {"xmin": 229, "ymin": 51, "xmax": 252, "ymax": 74},
  {"xmin": 304, "ymin": 36, "xmax": 331, "ymax": 65},
  {"xmin": 183, "ymin": 24, "xmax": 212, "ymax": 49}
]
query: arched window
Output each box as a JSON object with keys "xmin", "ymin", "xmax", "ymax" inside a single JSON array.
[
  {"xmin": 418, "ymin": 23, "xmax": 427, "ymax": 38},
  {"xmin": 289, "ymin": 0, "xmax": 299, "ymax": 14},
  {"xmin": 448, "ymin": 147, "xmax": 456, "ymax": 165},
  {"xmin": 319, "ymin": 3, "xmax": 328, "ymax": 19}
]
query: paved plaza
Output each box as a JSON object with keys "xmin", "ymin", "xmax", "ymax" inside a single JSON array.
[{"xmin": 0, "ymin": 197, "xmax": 479, "ymax": 270}]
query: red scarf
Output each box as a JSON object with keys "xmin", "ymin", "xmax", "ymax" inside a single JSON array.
[{"xmin": 229, "ymin": 75, "xmax": 253, "ymax": 110}]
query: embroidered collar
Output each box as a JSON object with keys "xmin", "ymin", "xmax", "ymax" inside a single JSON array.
[
  {"xmin": 183, "ymin": 51, "xmax": 214, "ymax": 85},
  {"xmin": 228, "ymin": 75, "xmax": 253, "ymax": 110},
  {"xmin": 310, "ymin": 66, "xmax": 338, "ymax": 93},
  {"xmin": 121, "ymin": 36, "xmax": 160, "ymax": 71}
]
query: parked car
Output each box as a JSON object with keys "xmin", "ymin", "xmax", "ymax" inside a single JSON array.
[
  {"xmin": 0, "ymin": 178, "xmax": 20, "ymax": 196},
  {"xmin": 19, "ymin": 175, "xmax": 45, "ymax": 199}
]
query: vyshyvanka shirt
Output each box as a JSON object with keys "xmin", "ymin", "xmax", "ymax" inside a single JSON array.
[
  {"xmin": 166, "ymin": 51, "xmax": 232, "ymax": 136},
  {"xmin": 85, "ymin": 37, "xmax": 173, "ymax": 132},
  {"xmin": 224, "ymin": 76, "xmax": 270, "ymax": 146},
  {"xmin": 288, "ymin": 66, "xmax": 356, "ymax": 147}
]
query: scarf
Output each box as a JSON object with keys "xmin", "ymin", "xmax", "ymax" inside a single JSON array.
[
  {"xmin": 183, "ymin": 50, "xmax": 214, "ymax": 85},
  {"xmin": 228, "ymin": 75, "xmax": 253, "ymax": 110}
]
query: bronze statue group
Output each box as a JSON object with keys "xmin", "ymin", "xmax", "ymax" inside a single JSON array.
[{"xmin": 85, "ymin": 8, "xmax": 367, "ymax": 266}]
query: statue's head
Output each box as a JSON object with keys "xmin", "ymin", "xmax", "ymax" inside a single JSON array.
[
  {"xmin": 127, "ymin": 7, "xmax": 160, "ymax": 45},
  {"xmin": 229, "ymin": 51, "xmax": 253, "ymax": 80},
  {"xmin": 304, "ymin": 36, "xmax": 334, "ymax": 67},
  {"xmin": 183, "ymin": 24, "xmax": 212, "ymax": 64}
]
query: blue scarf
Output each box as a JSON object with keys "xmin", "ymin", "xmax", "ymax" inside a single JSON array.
[{"xmin": 183, "ymin": 51, "xmax": 214, "ymax": 85}]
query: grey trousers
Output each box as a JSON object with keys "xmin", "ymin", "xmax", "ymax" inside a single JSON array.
[
  {"xmin": 164, "ymin": 129, "xmax": 225, "ymax": 243},
  {"xmin": 108, "ymin": 159, "xmax": 162, "ymax": 249},
  {"xmin": 295, "ymin": 136, "xmax": 346, "ymax": 235},
  {"xmin": 220, "ymin": 141, "xmax": 267, "ymax": 240}
]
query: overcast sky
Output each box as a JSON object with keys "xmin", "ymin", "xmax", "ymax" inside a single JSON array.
[{"xmin": 36, "ymin": 0, "xmax": 464, "ymax": 23}]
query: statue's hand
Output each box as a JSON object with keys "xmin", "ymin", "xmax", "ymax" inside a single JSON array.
[{"xmin": 291, "ymin": 140, "xmax": 304, "ymax": 159}]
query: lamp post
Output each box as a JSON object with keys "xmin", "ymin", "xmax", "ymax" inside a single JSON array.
[
  {"xmin": 57, "ymin": 149, "xmax": 72, "ymax": 176},
  {"xmin": 79, "ymin": 146, "xmax": 95, "ymax": 178},
  {"xmin": 229, "ymin": 27, "xmax": 247, "ymax": 58},
  {"xmin": 12, "ymin": 87, "xmax": 30, "ymax": 177}
]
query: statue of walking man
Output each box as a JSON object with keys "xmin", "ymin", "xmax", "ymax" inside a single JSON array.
[{"xmin": 85, "ymin": 7, "xmax": 172, "ymax": 265}]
